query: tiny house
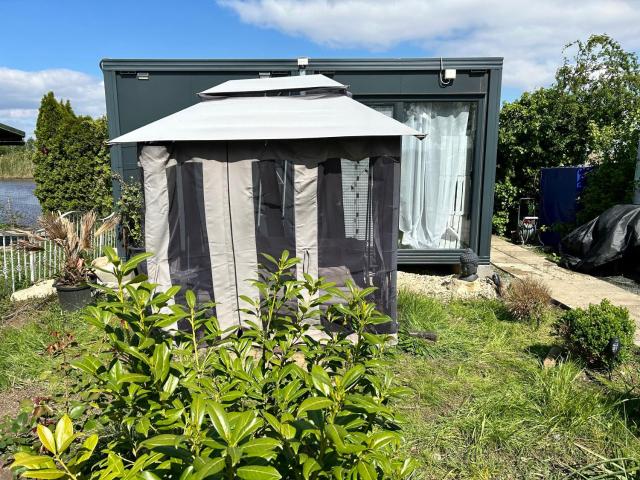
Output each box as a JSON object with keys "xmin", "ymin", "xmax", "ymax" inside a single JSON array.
[{"xmin": 101, "ymin": 57, "xmax": 502, "ymax": 265}]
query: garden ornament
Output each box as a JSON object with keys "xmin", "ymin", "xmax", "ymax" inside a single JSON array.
[{"xmin": 459, "ymin": 248, "xmax": 479, "ymax": 282}]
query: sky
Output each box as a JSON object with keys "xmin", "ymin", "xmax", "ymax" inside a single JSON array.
[{"xmin": 1, "ymin": 0, "xmax": 639, "ymax": 138}]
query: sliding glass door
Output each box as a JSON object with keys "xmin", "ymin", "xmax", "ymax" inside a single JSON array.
[{"xmin": 372, "ymin": 102, "xmax": 477, "ymax": 250}]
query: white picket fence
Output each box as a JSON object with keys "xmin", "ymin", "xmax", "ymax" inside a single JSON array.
[{"xmin": 0, "ymin": 211, "xmax": 118, "ymax": 294}]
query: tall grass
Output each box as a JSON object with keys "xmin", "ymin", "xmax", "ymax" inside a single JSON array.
[
  {"xmin": 393, "ymin": 289, "xmax": 640, "ymax": 479},
  {"xmin": 0, "ymin": 299, "xmax": 99, "ymax": 392},
  {"xmin": 0, "ymin": 145, "xmax": 34, "ymax": 178}
]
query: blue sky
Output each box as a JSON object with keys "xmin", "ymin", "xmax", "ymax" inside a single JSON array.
[{"xmin": 1, "ymin": 0, "xmax": 638, "ymax": 137}]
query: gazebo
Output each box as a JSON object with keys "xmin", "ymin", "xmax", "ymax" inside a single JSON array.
[{"xmin": 109, "ymin": 74, "xmax": 422, "ymax": 333}]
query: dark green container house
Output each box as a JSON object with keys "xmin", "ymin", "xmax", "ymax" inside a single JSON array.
[{"xmin": 101, "ymin": 57, "xmax": 502, "ymax": 265}]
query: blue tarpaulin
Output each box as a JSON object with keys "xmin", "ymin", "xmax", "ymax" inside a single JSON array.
[{"xmin": 539, "ymin": 166, "xmax": 593, "ymax": 248}]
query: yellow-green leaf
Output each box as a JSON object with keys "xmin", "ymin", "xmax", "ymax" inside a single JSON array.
[
  {"xmin": 21, "ymin": 469, "xmax": 66, "ymax": 479},
  {"xmin": 11, "ymin": 453, "xmax": 56, "ymax": 470},
  {"xmin": 54, "ymin": 415, "xmax": 74, "ymax": 454},
  {"xmin": 37, "ymin": 424, "xmax": 56, "ymax": 454}
]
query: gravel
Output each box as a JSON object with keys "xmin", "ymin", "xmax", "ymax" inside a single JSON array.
[{"xmin": 397, "ymin": 270, "xmax": 499, "ymax": 300}]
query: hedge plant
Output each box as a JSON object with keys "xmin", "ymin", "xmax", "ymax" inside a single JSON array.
[
  {"xmin": 555, "ymin": 299, "xmax": 636, "ymax": 369},
  {"xmin": 33, "ymin": 92, "xmax": 112, "ymax": 216},
  {"xmin": 11, "ymin": 249, "xmax": 416, "ymax": 479}
]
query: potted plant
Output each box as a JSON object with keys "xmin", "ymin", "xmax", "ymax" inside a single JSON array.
[{"xmin": 18, "ymin": 211, "xmax": 119, "ymax": 310}]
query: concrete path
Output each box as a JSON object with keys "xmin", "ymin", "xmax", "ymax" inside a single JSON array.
[{"xmin": 491, "ymin": 236, "xmax": 640, "ymax": 344}]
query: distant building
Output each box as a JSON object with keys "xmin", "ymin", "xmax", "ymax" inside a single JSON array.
[{"xmin": 0, "ymin": 123, "xmax": 25, "ymax": 145}]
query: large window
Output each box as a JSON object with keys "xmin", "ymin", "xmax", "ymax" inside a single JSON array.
[{"xmin": 372, "ymin": 102, "xmax": 477, "ymax": 250}]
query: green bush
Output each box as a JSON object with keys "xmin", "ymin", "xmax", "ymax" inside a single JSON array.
[
  {"xmin": 33, "ymin": 92, "xmax": 112, "ymax": 216},
  {"xmin": 113, "ymin": 173, "xmax": 144, "ymax": 248},
  {"xmin": 11, "ymin": 250, "xmax": 417, "ymax": 479},
  {"xmin": 495, "ymin": 35, "xmax": 640, "ymax": 232},
  {"xmin": 555, "ymin": 299, "xmax": 636, "ymax": 369}
]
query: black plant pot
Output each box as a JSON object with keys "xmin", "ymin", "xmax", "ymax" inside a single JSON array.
[{"xmin": 54, "ymin": 282, "xmax": 93, "ymax": 312}]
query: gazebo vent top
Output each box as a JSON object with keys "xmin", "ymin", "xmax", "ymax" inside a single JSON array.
[{"xmin": 198, "ymin": 74, "xmax": 348, "ymax": 97}]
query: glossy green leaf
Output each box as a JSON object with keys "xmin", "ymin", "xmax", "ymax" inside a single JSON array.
[
  {"xmin": 310, "ymin": 365, "xmax": 332, "ymax": 396},
  {"xmin": 241, "ymin": 437, "xmax": 281, "ymax": 457},
  {"xmin": 297, "ymin": 397, "xmax": 333, "ymax": 417},
  {"xmin": 206, "ymin": 402, "xmax": 231, "ymax": 442},
  {"xmin": 185, "ymin": 290, "xmax": 196, "ymax": 310},
  {"xmin": 341, "ymin": 365, "xmax": 365, "ymax": 391},
  {"xmin": 193, "ymin": 458, "xmax": 225, "ymax": 480},
  {"xmin": 152, "ymin": 343, "xmax": 171, "ymax": 383},
  {"xmin": 139, "ymin": 434, "xmax": 185, "ymax": 449},
  {"xmin": 236, "ymin": 465, "xmax": 282, "ymax": 480}
]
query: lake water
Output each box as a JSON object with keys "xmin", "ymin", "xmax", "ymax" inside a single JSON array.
[{"xmin": 0, "ymin": 179, "xmax": 41, "ymax": 227}]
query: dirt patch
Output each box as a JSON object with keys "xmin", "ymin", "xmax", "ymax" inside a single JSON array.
[
  {"xmin": 0, "ymin": 382, "xmax": 46, "ymax": 419},
  {"xmin": 397, "ymin": 271, "xmax": 499, "ymax": 300},
  {"xmin": 0, "ymin": 296, "xmax": 55, "ymax": 329}
]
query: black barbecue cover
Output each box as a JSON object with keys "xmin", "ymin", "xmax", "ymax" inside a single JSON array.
[{"xmin": 560, "ymin": 204, "xmax": 640, "ymax": 273}]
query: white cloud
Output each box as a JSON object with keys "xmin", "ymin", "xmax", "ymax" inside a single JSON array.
[
  {"xmin": 219, "ymin": 0, "xmax": 640, "ymax": 90},
  {"xmin": 0, "ymin": 67, "xmax": 105, "ymax": 138}
]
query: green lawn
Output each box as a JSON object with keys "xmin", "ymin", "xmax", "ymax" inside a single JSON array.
[
  {"xmin": 393, "ymin": 290, "xmax": 640, "ymax": 479},
  {"xmin": 0, "ymin": 290, "xmax": 639, "ymax": 478},
  {"xmin": 0, "ymin": 297, "xmax": 100, "ymax": 394}
]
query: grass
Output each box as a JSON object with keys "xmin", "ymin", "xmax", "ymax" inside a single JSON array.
[
  {"xmin": 0, "ymin": 147, "xmax": 34, "ymax": 179},
  {"xmin": 0, "ymin": 289, "xmax": 639, "ymax": 477},
  {"xmin": 0, "ymin": 297, "xmax": 100, "ymax": 394},
  {"xmin": 393, "ymin": 290, "xmax": 640, "ymax": 478}
]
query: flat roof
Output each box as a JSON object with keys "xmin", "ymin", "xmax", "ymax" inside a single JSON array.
[
  {"xmin": 0, "ymin": 122, "xmax": 25, "ymax": 145},
  {"xmin": 101, "ymin": 57, "xmax": 504, "ymax": 72}
]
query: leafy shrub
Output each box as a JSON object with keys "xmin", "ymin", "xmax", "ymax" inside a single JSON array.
[
  {"xmin": 555, "ymin": 299, "xmax": 636, "ymax": 369},
  {"xmin": 503, "ymin": 277, "xmax": 551, "ymax": 324},
  {"xmin": 11, "ymin": 249, "xmax": 417, "ymax": 479},
  {"xmin": 113, "ymin": 173, "xmax": 144, "ymax": 249},
  {"xmin": 495, "ymin": 35, "xmax": 640, "ymax": 233}
]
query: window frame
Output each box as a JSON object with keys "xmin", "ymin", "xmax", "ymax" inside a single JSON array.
[{"xmin": 358, "ymin": 95, "xmax": 486, "ymax": 262}]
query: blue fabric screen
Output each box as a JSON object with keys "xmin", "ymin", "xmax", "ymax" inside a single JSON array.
[{"xmin": 539, "ymin": 166, "xmax": 593, "ymax": 248}]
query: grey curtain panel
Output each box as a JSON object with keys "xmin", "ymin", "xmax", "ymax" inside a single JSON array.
[{"xmin": 138, "ymin": 139, "xmax": 401, "ymax": 333}]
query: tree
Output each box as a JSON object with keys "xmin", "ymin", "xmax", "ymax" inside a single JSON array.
[
  {"xmin": 494, "ymin": 35, "xmax": 640, "ymax": 234},
  {"xmin": 33, "ymin": 92, "xmax": 112, "ymax": 216}
]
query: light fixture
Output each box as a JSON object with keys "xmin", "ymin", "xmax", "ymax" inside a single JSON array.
[
  {"xmin": 297, "ymin": 57, "xmax": 309, "ymax": 76},
  {"xmin": 438, "ymin": 58, "xmax": 455, "ymax": 87}
]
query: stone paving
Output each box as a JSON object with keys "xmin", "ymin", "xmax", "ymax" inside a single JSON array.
[{"xmin": 491, "ymin": 236, "xmax": 640, "ymax": 344}]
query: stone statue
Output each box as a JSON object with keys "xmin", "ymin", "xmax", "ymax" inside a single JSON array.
[{"xmin": 459, "ymin": 248, "xmax": 479, "ymax": 282}]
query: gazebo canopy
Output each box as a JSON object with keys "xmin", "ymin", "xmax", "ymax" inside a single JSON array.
[
  {"xmin": 0, "ymin": 122, "xmax": 25, "ymax": 145},
  {"xmin": 109, "ymin": 74, "xmax": 423, "ymax": 143}
]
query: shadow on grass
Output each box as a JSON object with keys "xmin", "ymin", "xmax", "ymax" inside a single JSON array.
[{"xmin": 526, "ymin": 342, "xmax": 556, "ymax": 362}]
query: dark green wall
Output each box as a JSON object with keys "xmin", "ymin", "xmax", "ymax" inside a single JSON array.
[{"xmin": 102, "ymin": 58, "xmax": 502, "ymax": 263}]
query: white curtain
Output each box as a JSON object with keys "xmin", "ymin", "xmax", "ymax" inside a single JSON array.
[{"xmin": 399, "ymin": 103, "xmax": 470, "ymax": 249}]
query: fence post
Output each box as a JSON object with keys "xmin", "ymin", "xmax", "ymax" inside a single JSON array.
[{"xmin": 29, "ymin": 251, "xmax": 35, "ymax": 283}]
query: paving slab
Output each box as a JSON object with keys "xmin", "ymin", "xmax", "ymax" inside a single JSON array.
[{"xmin": 491, "ymin": 236, "xmax": 640, "ymax": 344}]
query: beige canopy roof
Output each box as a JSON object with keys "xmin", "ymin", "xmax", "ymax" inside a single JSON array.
[{"xmin": 109, "ymin": 74, "xmax": 423, "ymax": 144}]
